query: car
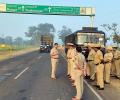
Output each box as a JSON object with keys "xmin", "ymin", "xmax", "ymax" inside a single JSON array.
[{"xmin": 39, "ymin": 45, "xmax": 51, "ymax": 53}]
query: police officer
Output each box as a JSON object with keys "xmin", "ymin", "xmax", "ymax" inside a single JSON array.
[
  {"xmin": 87, "ymin": 43, "xmax": 96, "ymax": 81},
  {"xmin": 84, "ymin": 43, "xmax": 90, "ymax": 79},
  {"xmin": 113, "ymin": 45, "xmax": 120, "ymax": 79},
  {"xmin": 70, "ymin": 43, "xmax": 77, "ymax": 86},
  {"xmin": 50, "ymin": 43, "xmax": 59, "ymax": 80},
  {"xmin": 66, "ymin": 43, "xmax": 73, "ymax": 77},
  {"xmin": 104, "ymin": 46, "xmax": 113, "ymax": 84},
  {"xmin": 72, "ymin": 46, "xmax": 86, "ymax": 100},
  {"xmin": 94, "ymin": 44, "xmax": 104, "ymax": 90}
]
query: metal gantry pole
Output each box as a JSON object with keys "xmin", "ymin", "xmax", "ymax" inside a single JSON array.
[{"xmin": 90, "ymin": 16, "xmax": 94, "ymax": 27}]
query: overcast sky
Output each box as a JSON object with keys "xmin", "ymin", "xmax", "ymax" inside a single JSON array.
[{"xmin": 0, "ymin": 0, "xmax": 120, "ymax": 43}]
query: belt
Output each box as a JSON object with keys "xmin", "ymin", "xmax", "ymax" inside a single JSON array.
[
  {"xmin": 51, "ymin": 58, "xmax": 59, "ymax": 59},
  {"xmin": 67, "ymin": 57, "xmax": 72, "ymax": 59},
  {"xmin": 88, "ymin": 60, "xmax": 94, "ymax": 62},
  {"xmin": 104, "ymin": 61, "xmax": 111, "ymax": 64},
  {"xmin": 95, "ymin": 62, "xmax": 103, "ymax": 66},
  {"xmin": 114, "ymin": 58, "xmax": 120, "ymax": 60}
]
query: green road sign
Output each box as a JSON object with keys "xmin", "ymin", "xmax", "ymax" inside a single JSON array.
[{"xmin": 0, "ymin": 3, "xmax": 95, "ymax": 16}]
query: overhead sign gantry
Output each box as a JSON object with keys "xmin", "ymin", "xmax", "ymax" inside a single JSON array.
[
  {"xmin": 0, "ymin": 3, "xmax": 95, "ymax": 27},
  {"xmin": 0, "ymin": 3, "xmax": 95, "ymax": 16}
]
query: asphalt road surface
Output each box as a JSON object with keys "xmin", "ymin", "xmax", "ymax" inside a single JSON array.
[
  {"xmin": 0, "ymin": 51, "xmax": 76, "ymax": 100},
  {"xmin": 0, "ymin": 51, "xmax": 111, "ymax": 100}
]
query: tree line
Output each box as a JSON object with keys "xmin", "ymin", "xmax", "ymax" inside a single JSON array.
[
  {"xmin": 0, "ymin": 23, "xmax": 72, "ymax": 46},
  {"xmin": 25, "ymin": 23, "xmax": 72, "ymax": 45}
]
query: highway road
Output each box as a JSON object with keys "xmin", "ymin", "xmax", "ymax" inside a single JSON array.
[{"xmin": 0, "ymin": 50, "xmax": 116, "ymax": 100}]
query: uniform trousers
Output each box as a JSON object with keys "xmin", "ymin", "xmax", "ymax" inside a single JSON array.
[{"xmin": 51, "ymin": 58, "xmax": 58, "ymax": 78}]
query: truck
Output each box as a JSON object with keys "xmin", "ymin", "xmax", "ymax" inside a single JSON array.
[
  {"xmin": 65, "ymin": 27, "xmax": 106, "ymax": 58},
  {"xmin": 39, "ymin": 35, "xmax": 53, "ymax": 53},
  {"xmin": 65, "ymin": 27, "xmax": 106, "ymax": 46}
]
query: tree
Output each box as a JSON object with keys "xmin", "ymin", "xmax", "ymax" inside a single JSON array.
[
  {"xmin": 4, "ymin": 36, "xmax": 13, "ymax": 45},
  {"xmin": 101, "ymin": 23, "xmax": 120, "ymax": 44},
  {"xmin": 25, "ymin": 23, "xmax": 55, "ymax": 45},
  {"xmin": 58, "ymin": 26, "xmax": 72, "ymax": 43},
  {"xmin": 0, "ymin": 37, "xmax": 5, "ymax": 44},
  {"xmin": 37, "ymin": 23, "xmax": 55, "ymax": 35},
  {"xmin": 14, "ymin": 37, "xmax": 24, "ymax": 46}
]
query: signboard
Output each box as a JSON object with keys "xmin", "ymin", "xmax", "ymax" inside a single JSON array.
[
  {"xmin": 0, "ymin": 3, "xmax": 95, "ymax": 16},
  {"xmin": 0, "ymin": 3, "xmax": 6, "ymax": 11}
]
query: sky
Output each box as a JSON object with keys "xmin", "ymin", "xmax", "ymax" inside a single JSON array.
[{"xmin": 0, "ymin": 0, "xmax": 120, "ymax": 43}]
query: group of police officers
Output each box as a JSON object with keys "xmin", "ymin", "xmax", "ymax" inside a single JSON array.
[{"xmin": 50, "ymin": 42, "xmax": 120, "ymax": 100}]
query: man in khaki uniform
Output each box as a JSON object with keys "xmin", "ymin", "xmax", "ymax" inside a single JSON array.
[
  {"xmin": 72, "ymin": 46, "xmax": 86, "ymax": 100},
  {"xmin": 87, "ymin": 43, "xmax": 96, "ymax": 81},
  {"xmin": 94, "ymin": 44, "xmax": 104, "ymax": 90},
  {"xmin": 66, "ymin": 43, "xmax": 73, "ymax": 77},
  {"xmin": 111, "ymin": 49, "xmax": 116, "ymax": 76},
  {"xmin": 113, "ymin": 45, "xmax": 120, "ymax": 79},
  {"xmin": 70, "ymin": 44, "xmax": 77, "ymax": 83},
  {"xmin": 84, "ymin": 43, "xmax": 90, "ymax": 78},
  {"xmin": 104, "ymin": 46, "xmax": 113, "ymax": 84},
  {"xmin": 50, "ymin": 43, "xmax": 59, "ymax": 80}
]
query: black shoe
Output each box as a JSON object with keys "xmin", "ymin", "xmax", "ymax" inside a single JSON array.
[
  {"xmin": 93, "ymin": 85, "xmax": 100, "ymax": 88},
  {"xmin": 116, "ymin": 76, "xmax": 120, "ymax": 80},
  {"xmin": 85, "ymin": 76, "xmax": 90, "ymax": 79},
  {"xmin": 98, "ymin": 88, "xmax": 104, "ymax": 90},
  {"xmin": 67, "ymin": 74, "xmax": 70, "ymax": 77},
  {"xmin": 89, "ymin": 79, "xmax": 95, "ymax": 82},
  {"xmin": 104, "ymin": 81, "xmax": 110, "ymax": 84}
]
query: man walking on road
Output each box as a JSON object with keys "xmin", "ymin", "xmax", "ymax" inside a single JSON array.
[{"xmin": 50, "ymin": 43, "xmax": 59, "ymax": 80}]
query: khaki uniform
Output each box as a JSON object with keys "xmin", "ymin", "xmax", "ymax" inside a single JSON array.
[
  {"xmin": 104, "ymin": 52, "xmax": 113, "ymax": 83},
  {"xmin": 111, "ymin": 51, "xmax": 116, "ymax": 76},
  {"xmin": 114, "ymin": 50, "xmax": 120, "ymax": 78},
  {"xmin": 75, "ymin": 52, "xmax": 86, "ymax": 99},
  {"xmin": 94, "ymin": 50, "xmax": 104, "ymax": 88},
  {"xmin": 87, "ymin": 49, "xmax": 96, "ymax": 80},
  {"xmin": 66, "ymin": 48, "xmax": 72, "ymax": 76},
  {"xmin": 50, "ymin": 47, "xmax": 59, "ymax": 78},
  {"xmin": 70, "ymin": 48, "xmax": 77, "ymax": 81}
]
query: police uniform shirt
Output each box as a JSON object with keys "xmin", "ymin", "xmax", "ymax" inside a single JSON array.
[
  {"xmin": 75, "ymin": 52, "xmax": 86, "ymax": 70},
  {"xmin": 67, "ymin": 49, "xmax": 72, "ymax": 59},
  {"xmin": 114, "ymin": 50, "xmax": 120, "ymax": 60},
  {"xmin": 50, "ymin": 47, "xmax": 59, "ymax": 59},
  {"xmin": 94, "ymin": 50, "xmax": 103, "ymax": 65},
  {"xmin": 104, "ymin": 52, "xmax": 113, "ymax": 62},
  {"xmin": 87, "ymin": 49, "xmax": 96, "ymax": 61}
]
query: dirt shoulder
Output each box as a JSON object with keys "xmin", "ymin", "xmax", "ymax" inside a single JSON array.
[{"xmin": 0, "ymin": 47, "xmax": 39, "ymax": 61}]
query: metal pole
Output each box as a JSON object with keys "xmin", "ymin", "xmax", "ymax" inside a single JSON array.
[{"xmin": 90, "ymin": 16, "xmax": 94, "ymax": 27}]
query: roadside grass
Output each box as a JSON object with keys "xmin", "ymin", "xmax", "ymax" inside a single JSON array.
[{"xmin": 0, "ymin": 45, "xmax": 39, "ymax": 61}]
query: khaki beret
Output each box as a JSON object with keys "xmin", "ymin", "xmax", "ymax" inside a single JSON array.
[{"xmin": 106, "ymin": 46, "xmax": 113, "ymax": 50}]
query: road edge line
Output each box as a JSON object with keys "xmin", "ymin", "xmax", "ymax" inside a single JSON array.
[{"xmin": 84, "ymin": 80, "xmax": 103, "ymax": 100}]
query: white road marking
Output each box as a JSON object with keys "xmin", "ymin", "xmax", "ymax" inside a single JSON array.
[
  {"xmin": 4, "ymin": 73, "xmax": 12, "ymax": 76},
  {"xmin": 14, "ymin": 67, "xmax": 29, "ymax": 80},
  {"xmin": 37, "ymin": 56, "xmax": 42, "ymax": 59},
  {"xmin": 84, "ymin": 80, "xmax": 103, "ymax": 100}
]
